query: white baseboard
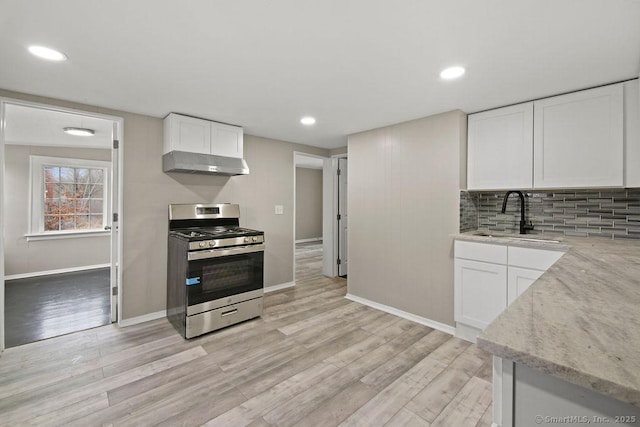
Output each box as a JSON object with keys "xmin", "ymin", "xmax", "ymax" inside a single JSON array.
[
  {"xmin": 264, "ymin": 281, "xmax": 295, "ymax": 293},
  {"xmin": 344, "ymin": 293, "xmax": 456, "ymax": 336},
  {"xmin": 4, "ymin": 263, "xmax": 111, "ymax": 281},
  {"xmin": 295, "ymin": 237, "xmax": 322, "ymax": 243},
  {"xmin": 119, "ymin": 310, "xmax": 167, "ymax": 327}
]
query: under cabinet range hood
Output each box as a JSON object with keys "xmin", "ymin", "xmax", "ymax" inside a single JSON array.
[{"xmin": 163, "ymin": 151, "xmax": 250, "ymax": 176}]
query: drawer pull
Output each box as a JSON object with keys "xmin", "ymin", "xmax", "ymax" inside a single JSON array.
[{"xmin": 221, "ymin": 309, "xmax": 238, "ymax": 317}]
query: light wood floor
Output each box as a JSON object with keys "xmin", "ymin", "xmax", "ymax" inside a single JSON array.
[{"xmin": 0, "ymin": 244, "xmax": 492, "ymax": 426}]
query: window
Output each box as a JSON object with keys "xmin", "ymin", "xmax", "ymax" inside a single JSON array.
[{"xmin": 29, "ymin": 156, "xmax": 110, "ymax": 237}]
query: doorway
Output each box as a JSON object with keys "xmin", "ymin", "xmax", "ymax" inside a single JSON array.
[
  {"xmin": 294, "ymin": 153, "xmax": 327, "ymax": 280},
  {"xmin": 0, "ymin": 99, "xmax": 123, "ymax": 351}
]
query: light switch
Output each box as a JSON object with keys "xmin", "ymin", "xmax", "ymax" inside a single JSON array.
[{"xmin": 275, "ymin": 205, "xmax": 284, "ymax": 215}]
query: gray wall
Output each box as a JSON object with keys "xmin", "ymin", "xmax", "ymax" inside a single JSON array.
[
  {"xmin": 329, "ymin": 146, "xmax": 348, "ymax": 156},
  {"xmin": 0, "ymin": 89, "xmax": 329, "ymax": 320},
  {"xmin": 347, "ymin": 110, "xmax": 467, "ymax": 327},
  {"xmin": 295, "ymin": 167, "xmax": 323, "ymax": 241},
  {"xmin": 4, "ymin": 145, "xmax": 111, "ymax": 276}
]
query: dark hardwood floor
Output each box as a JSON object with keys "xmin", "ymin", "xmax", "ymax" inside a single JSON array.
[
  {"xmin": 0, "ymin": 247, "xmax": 492, "ymax": 425},
  {"xmin": 4, "ymin": 267, "xmax": 111, "ymax": 348}
]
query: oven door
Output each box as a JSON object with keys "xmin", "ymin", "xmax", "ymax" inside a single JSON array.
[{"xmin": 186, "ymin": 244, "xmax": 264, "ymax": 315}]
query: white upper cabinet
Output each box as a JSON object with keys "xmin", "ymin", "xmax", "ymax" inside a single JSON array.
[
  {"xmin": 164, "ymin": 114, "xmax": 211, "ymax": 155},
  {"xmin": 164, "ymin": 113, "xmax": 243, "ymax": 158},
  {"xmin": 467, "ymin": 102, "xmax": 534, "ymax": 190},
  {"xmin": 466, "ymin": 81, "xmax": 637, "ymax": 190},
  {"xmin": 624, "ymin": 79, "xmax": 640, "ymax": 187},
  {"xmin": 211, "ymin": 121, "xmax": 243, "ymax": 159},
  {"xmin": 533, "ymin": 84, "xmax": 623, "ymax": 188}
]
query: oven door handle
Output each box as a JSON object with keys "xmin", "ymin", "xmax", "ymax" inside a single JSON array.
[{"xmin": 188, "ymin": 244, "xmax": 265, "ymax": 261}]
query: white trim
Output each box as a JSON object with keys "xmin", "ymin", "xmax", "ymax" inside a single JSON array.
[
  {"xmin": 293, "ymin": 151, "xmax": 330, "ymax": 284},
  {"xmin": 4, "ymin": 263, "xmax": 111, "ymax": 281},
  {"xmin": 118, "ymin": 310, "xmax": 167, "ymax": 327},
  {"xmin": 492, "ymin": 356, "xmax": 504, "ymax": 427},
  {"xmin": 0, "ymin": 96, "xmax": 125, "ymax": 351},
  {"xmin": 29, "ymin": 155, "xmax": 111, "ymax": 235},
  {"xmin": 26, "ymin": 230, "xmax": 110, "ymax": 241},
  {"xmin": 345, "ymin": 293, "xmax": 456, "ymax": 336},
  {"xmin": 322, "ymin": 157, "xmax": 339, "ymax": 277},
  {"xmin": 295, "ymin": 237, "xmax": 322, "ymax": 243},
  {"xmin": 264, "ymin": 281, "xmax": 295, "ymax": 293}
]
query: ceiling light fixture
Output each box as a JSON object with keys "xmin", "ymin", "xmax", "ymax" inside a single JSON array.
[
  {"xmin": 300, "ymin": 117, "xmax": 316, "ymax": 125},
  {"xmin": 63, "ymin": 127, "xmax": 95, "ymax": 136},
  {"xmin": 440, "ymin": 66, "xmax": 466, "ymax": 80},
  {"xmin": 28, "ymin": 45, "xmax": 68, "ymax": 61}
]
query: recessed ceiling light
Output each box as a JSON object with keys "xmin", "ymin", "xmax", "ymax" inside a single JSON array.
[
  {"xmin": 440, "ymin": 66, "xmax": 465, "ymax": 80},
  {"xmin": 300, "ymin": 117, "xmax": 316, "ymax": 126},
  {"xmin": 28, "ymin": 45, "xmax": 67, "ymax": 61},
  {"xmin": 63, "ymin": 127, "xmax": 95, "ymax": 136}
]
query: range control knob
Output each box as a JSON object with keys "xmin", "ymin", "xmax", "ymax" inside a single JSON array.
[
  {"xmin": 208, "ymin": 241, "xmax": 215, "ymax": 247},
  {"xmin": 252, "ymin": 236, "xmax": 258, "ymax": 242},
  {"xmin": 199, "ymin": 242, "xmax": 205, "ymax": 248},
  {"xmin": 244, "ymin": 237, "xmax": 250, "ymax": 243}
]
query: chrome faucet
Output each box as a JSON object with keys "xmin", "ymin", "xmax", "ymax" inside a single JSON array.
[{"xmin": 501, "ymin": 191, "xmax": 534, "ymax": 234}]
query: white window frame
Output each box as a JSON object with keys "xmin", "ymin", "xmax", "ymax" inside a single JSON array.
[{"xmin": 27, "ymin": 155, "xmax": 111, "ymax": 240}]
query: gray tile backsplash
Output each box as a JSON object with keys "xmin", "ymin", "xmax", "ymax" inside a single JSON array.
[
  {"xmin": 460, "ymin": 189, "xmax": 640, "ymax": 240},
  {"xmin": 460, "ymin": 191, "xmax": 479, "ymax": 232}
]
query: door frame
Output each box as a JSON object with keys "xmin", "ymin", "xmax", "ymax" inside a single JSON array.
[
  {"xmin": 292, "ymin": 152, "xmax": 329, "ymax": 282},
  {"xmin": 0, "ymin": 97, "xmax": 124, "ymax": 352}
]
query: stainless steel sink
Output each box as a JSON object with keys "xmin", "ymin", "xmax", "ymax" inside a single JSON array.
[
  {"xmin": 468, "ymin": 230, "xmax": 561, "ymax": 243},
  {"xmin": 517, "ymin": 237, "xmax": 561, "ymax": 243}
]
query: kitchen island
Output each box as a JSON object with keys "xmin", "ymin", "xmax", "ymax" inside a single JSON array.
[{"xmin": 457, "ymin": 233, "xmax": 640, "ymax": 426}]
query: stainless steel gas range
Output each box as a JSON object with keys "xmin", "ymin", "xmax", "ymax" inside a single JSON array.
[{"xmin": 166, "ymin": 203, "xmax": 265, "ymax": 339}]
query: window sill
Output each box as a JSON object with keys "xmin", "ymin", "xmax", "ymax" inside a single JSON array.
[{"xmin": 25, "ymin": 230, "xmax": 110, "ymax": 241}]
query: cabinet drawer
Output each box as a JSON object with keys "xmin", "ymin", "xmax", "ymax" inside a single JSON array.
[
  {"xmin": 455, "ymin": 240, "xmax": 507, "ymax": 264},
  {"xmin": 508, "ymin": 246, "xmax": 564, "ymax": 270}
]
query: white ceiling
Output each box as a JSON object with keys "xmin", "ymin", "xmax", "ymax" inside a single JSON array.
[
  {"xmin": 1, "ymin": 0, "xmax": 639, "ymax": 149},
  {"xmin": 4, "ymin": 104, "xmax": 113, "ymax": 148}
]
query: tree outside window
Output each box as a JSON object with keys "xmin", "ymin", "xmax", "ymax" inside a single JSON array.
[
  {"xmin": 43, "ymin": 166, "xmax": 105, "ymax": 231},
  {"xmin": 29, "ymin": 155, "xmax": 110, "ymax": 236}
]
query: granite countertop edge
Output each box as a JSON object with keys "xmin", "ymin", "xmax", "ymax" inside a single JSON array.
[{"xmin": 454, "ymin": 231, "xmax": 640, "ymax": 407}]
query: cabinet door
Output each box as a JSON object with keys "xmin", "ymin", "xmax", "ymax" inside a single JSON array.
[
  {"xmin": 507, "ymin": 266, "xmax": 543, "ymax": 305},
  {"xmin": 533, "ymin": 84, "xmax": 623, "ymax": 188},
  {"xmin": 624, "ymin": 80, "xmax": 640, "ymax": 187},
  {"xmin": 467, "ymin": 102, "xmax": 534, "ymax": 190},
  {"xmin": 211, "ymin": 122, "xmax": 243, "ymax": 158},
  {"xmin": 166, "ymin": 114, "xmax": 211, "ymax": 155},
  {"xmin": 455, "ymin": 258, "xmax": 507, "ymax": 330}
]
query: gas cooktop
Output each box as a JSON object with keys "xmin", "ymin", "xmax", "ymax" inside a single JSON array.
[{"xmin": 170, "ymin": 226, "xmax": 263, "ymax": 241}]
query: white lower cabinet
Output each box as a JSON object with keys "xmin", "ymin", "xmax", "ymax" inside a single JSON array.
[
  {"xmin": 454, "ymin": 240, "xmax": 565, "ymax": 342},
  {"xmin": 455, "ymin": 259, "xmax": 507, "ymax": 330},
  {"xmin": 507, "ymin": 267, "xmax": 543, "ymax": 305}
]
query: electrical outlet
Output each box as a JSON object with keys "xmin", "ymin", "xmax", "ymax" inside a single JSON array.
[{"xmin": 275, "ymin": 205, "xmax": 284, "ymax": 215}]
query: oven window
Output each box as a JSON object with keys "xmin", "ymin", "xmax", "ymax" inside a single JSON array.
[
  {"xmin": 187, "ymin": 251, "xmax": 263, "ymax": 306},
  {"xmin": 201, "ymin": 258, "xmax": 250, "ymax": 293}
]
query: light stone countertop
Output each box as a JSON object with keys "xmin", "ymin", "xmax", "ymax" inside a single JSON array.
[{"xmin": 457, "ymin": 232, "xmax": 640, "ymax": 406}]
